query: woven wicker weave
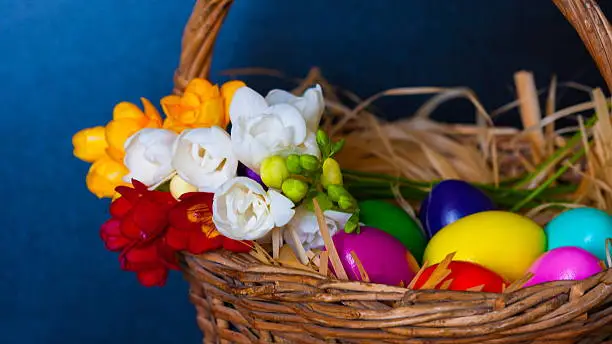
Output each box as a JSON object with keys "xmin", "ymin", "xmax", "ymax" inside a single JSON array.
[{"xmin": 173, "ymin": 1, "xmax": 612, "ymax": 343}]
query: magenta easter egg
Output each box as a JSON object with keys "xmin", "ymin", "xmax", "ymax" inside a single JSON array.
[
  {"xmin": 523, "ymin": 247, "xmax": 603, "ymax": 287},
  {"xmin": 330, "ymin": 226, "xmax": 418, "ymax": 286}
]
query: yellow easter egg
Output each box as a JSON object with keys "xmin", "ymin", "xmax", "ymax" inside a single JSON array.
[{"xmin": 423, "ymin": 210, "xmax": 546, "ymax": 282}]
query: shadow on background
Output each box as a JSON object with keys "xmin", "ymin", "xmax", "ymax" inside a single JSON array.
[{"xmin": 1, "ymin": 0, "xmax": 609, "ymax": 343}]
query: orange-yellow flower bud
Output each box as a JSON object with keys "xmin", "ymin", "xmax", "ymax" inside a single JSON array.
[
  {"xmin": 105, "ymin": 118, "xmax": 144, "ymax": 162},
  {"xmin": 161, "ymin": 78, "xmax": 246, "ymax": 132},
  {"xmin": 72, "ymin": 126, "xmax": 108, "ymax": 163},
  {"xmin": 85, "ymin": 156, "xmax": 129, "ymax": 198}
]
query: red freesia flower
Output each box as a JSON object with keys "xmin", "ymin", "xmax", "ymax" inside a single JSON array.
[
  {"xmin": 100, "ymin": 180, "xmax": 179, "ymax": 287},
  {"xmin": 99, "ymin": 181, "xmax": 252, "ymax": 288},
  {"xmin": 167, "ymin": 192, "xmax": 252, "ymax": 254}
]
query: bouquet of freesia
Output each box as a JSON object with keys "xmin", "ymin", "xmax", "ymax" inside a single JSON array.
[{"xmin": 72, "ymin": 78, "xmax": 360, "ymax": 286}]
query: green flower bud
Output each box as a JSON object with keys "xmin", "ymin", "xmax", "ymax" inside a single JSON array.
[
  {"xmin": 316, "ymin": 129, "xmax": 330, "ymax": 148},
  {"xmin": 286, "ymin": 154, "xmax": 303, "ymax": 174},
  {"xmin": 327, "ymin": 184, "xmax": 349, "ymax": 202},
  {"xmin": 260, "ymin": 155, "xmax": 290, "ymax": 189},
  {"xmin": 281, "ymin": 178, "xmax": 309, "ymax": 203},
  {"xmin": 300, "ymin": 154, "xmax": 320, "ymax": 172},
  {"xmin": 322, "ymin": 158, "xmax": 343, "ymax": 189},
  {"xmin": 338, "ymin": 195, "xmax": 355, "ymax": 210},
  {"xmin": 344, "ymin": 212, "xmax": 360, "ymax": 233}
]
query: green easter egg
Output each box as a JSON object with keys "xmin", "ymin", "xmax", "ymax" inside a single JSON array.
[{"xmin": 358, "ymin": 200, "xmax": 428, "ymax": 263}]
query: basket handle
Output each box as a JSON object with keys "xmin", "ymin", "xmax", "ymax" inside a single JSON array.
[
  {"xmin": 172, "ymin": 0, "xmax": 612, "ymax": 94},
  {"xmin": 173, "ymin": 0, "xmax": 234, "ymax": 95},
  {"xmin": 552, "ymin": 1, "xmax": 612, "ymax": 92}
]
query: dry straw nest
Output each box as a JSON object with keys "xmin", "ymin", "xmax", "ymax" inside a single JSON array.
[{"xmin": 172, "ymin": 0, "xmax": 612, "ymax": 343}]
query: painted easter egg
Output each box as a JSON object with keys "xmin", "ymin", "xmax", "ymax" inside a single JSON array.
[
  {"xmin": 423, "ymin": 211, "xmax": 546, "ymax": 282},
  {"xmin": 523, "ymin": 246, "xmax": 604, "ymax": 287},
  {"xmin": 331, "ymin": 226, "xmax": 419, "ymax": 286},
  {"xmin": 545, "ymin": 207, "xmax": 612, "ymax": 261},
  {"xmin": 419, "ymin": 179, "xmax": 495, "ymax": 238},
  {"xmin": 358, "ymin": 200, "xmax": 427, "ymax": 263},
  {"xmin": 413, "ymin": 261, "xmax": 508, "ymax": 293}
]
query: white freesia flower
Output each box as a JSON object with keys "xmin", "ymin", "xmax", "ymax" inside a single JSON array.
[
  {"xmin": 123, "ymin": 128, "xmax": 177, "ymax": 187},
  {"xmin": 213, "ymin": 177, "xmax": 296, "ymax": 240},
  {"xmin": 284, "ymin": 206, "xmax": 352, "ymax": 251},
  {"xmin": 229, "ymin": 85, "xmax": 325, "ymax": 172},
  {"xmin": 171, "ymin": 127, "xmax": 238, "ymax": 193}
]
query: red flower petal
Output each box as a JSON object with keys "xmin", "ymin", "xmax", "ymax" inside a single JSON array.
[
  {"xmin": 157, "ymin": 238, "xmax": 180, "ymax": 270},
  {"xmin": 178, "ymin": 192, "xmax": 200, "ymax": 201},
  {"xmin": 166, "ymin": 225, "xmax": 224, "ymax": 255},
  {"xmin": 149, "ymin": 190, "xmax": 178, "ymax": 208},
  {"xmin": 100, "ymin": 219, "xmax": 131, "ymax": 251},
  {"xmin": 120, "ymin": 243, "xmax": 162, "ymax": 271},
  {"xmin": 136, "ymin": 267, "xmax": 168, "ymax": 287},
  {"xmin": 165, "ymin": 226, "xmax": 190, "ymax": 252},
  {"xmin": 223, "ymin": 239, "xmax": 253, "ymax": 253},
  {"xmin": 120, "ymin": 211, "xmax": 145, "ymax": 240},
  {"xmin": 110, "ymin": 197, "xmax": 132, "ymax": 219},
  {"xmin": 131, "ymin": 179, "xmax": 149, "ymax": 193},
  {"xmin": 131, "ymin": 198, "xmax": 169, "ymax": 238},
  {"xmin": 115, "ymin": 185, "xmax": 141, "ymax": 204},
  {"xmin": 169, "ymin": 192, "xmax": 214, "ymax": 232},
  {"xmin": 189, "ymin": 234, "xmax": 223, "ymax": 254}
]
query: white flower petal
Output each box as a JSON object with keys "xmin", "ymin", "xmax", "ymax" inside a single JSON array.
[
  {"xmin": 284, "ymin": 207, "xmax": 351, "ymax": 250},
  {"xmin": 213, "ymin": 177, "xmax": 279, "ymax": 241},
  {"xmin": 230, "ymin": 85, "xmax": 323, "ymax": 172},
  {"xmin": 265, "ymin": 85, "xmax": 324, "ymax": 132},
  {"xmin": 230, "ymin": 122, "xmax": 272, "ymax": 172},
  {"xmin": 323, "ymin": 210, "xmax": 353, "ymax": 229},
  {"xmin": 267, "ymin": 104, "xmax": 307, "ymax": 145},
  {"xmin": 265, "ymin": 89, "xmax": 299, "ymax": 105},
  {"xmin": 229, "ymin": 86, "xmax": 269, "ymax": 123},
  {"xmin": 123, "ymin": 128, "xmax": 177, "ymax": 186},
  {"xmin": 267, "ymin": 189, "xmax": 296, "ymax": 227},
  {"xmin": 301, "ymin": 85, "xmax": 325, "ymax": 132},
  {"xmin": 172, "ymin": 127, "xmax": 238, "ymax": 193},
  {"xmin": 294, "ymin": 132, "xmax": 321, "ymax": 158}
]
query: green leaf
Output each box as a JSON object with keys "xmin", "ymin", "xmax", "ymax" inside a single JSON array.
[{"xmin": 330, "ymin": 139, "xmax": 346, "ymax": 157}]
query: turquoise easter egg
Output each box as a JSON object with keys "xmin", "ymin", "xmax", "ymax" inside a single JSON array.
[
  {"xmin": 545, "ymin": 207, "xmax": 612, "ymax": 261},
  {"xmin": 358, "ymin": 200, "xmax": 427, "ymax": 263}
]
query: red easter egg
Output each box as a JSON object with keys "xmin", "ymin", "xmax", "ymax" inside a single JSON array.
[{"xmin": 413, "ymin": 261, "xmax": 508, "ymax": 293}]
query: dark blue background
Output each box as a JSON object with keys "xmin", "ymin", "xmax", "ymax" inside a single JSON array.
[{"xmin": 2, "ymin": 1, "xmax": 610, "ymax": 343}]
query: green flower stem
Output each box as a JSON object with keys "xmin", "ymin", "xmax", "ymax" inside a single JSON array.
[
  {"xmin": 513, "ymin": 115, "xmax": 597, "ymax": 189},
  {"xmin": 343, "ymin": 169, "xmax": 558, "ymax": 194},
  {"xmin": 346, "ymin": 183, "xmax": 546, "ymax": 209},
  {"xmin": 510, "ymin": 145, "xmax": 588, "ymax": 212},
  {"xmin": 344, "ymin": 173, "xmax": 573, "ymax": 202}
]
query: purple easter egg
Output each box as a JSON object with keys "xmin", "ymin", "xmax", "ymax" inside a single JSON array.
[
  {"xmin": 523, "ymin": 246, "xmax": 603, "ymax": 287},
  {"xmin": 330, "ymin": 226, "xmax": 418, "ymax": 286},
  {"xmin": 238, "ymin": 163, "xmax": 265, "ymax": 188},
  {"xmin": 419, "ymin": 179, "xmax": 495, "ymax": 238}
]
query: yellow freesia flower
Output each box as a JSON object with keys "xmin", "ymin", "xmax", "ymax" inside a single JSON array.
[
  {"xmin": 85, "ymin": 156, "xmax": 129, "ymax": 198},
  {"xmin": 72, "ymin": 126, "xmax": 108, "ymax": 163},
  {"xmin": 105, "ymin": 98, "xmax": 163, "ymax": 162},
  {"xmin": 72, "ymin": 97, "xmax": 163, "ymax": 198},
  {"xmin": 161, "ymin": 78, "xmax": 245, "ymax": 132}
]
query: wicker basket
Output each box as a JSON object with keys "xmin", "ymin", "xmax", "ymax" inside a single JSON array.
[{"xmin": 171, "ymin": 1, "xmax": 612, "ymax": 343}]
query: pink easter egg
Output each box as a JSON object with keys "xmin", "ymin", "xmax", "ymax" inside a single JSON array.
[
  {"xmin": 330, "ymin": 226, "xmax": 418, "ymax": 286},
  {"xmin": 523, "ymin": 246, "xmax": 603, "ymax": 287}
]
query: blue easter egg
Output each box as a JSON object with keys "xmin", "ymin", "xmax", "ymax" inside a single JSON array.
[
  {"xmin": 418, "ymin": 179, "xmax": 495, "ymax": 238},
  {"xmin": 545, "ymin": 207, "xmax": 612, "ymax": 261}
]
